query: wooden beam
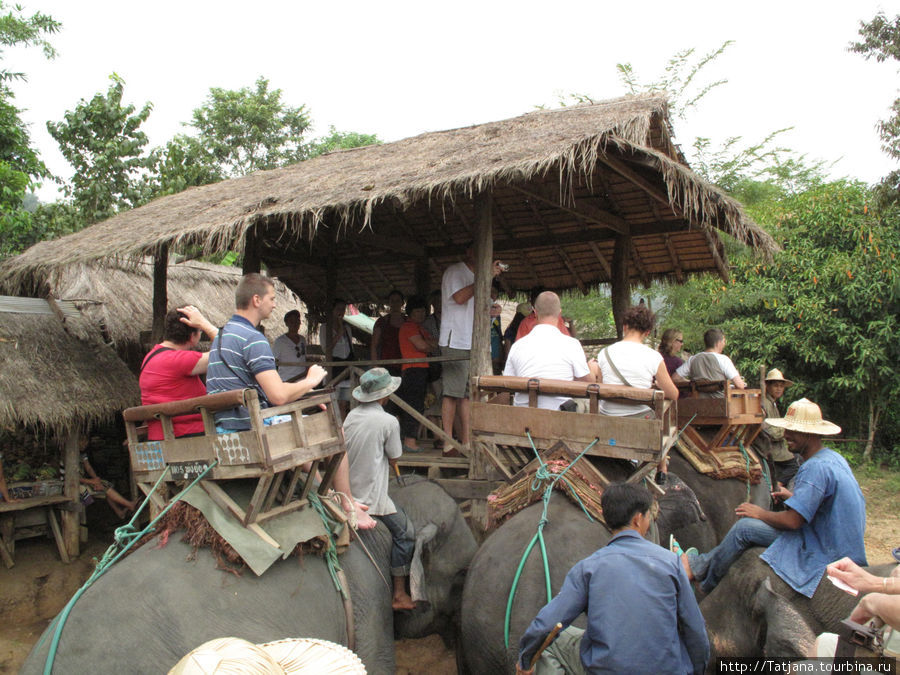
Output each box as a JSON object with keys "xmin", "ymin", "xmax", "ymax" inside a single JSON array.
[
  {"xmin": 489, "ymin": 201, "xmax": 541, "ymax": 289},
  {"xmin": 526, "ymin": 200, "xmax": 588, "ymax": 294},
  {"xmin": 151, "ymin": 245, "xmax": 168, "ymax": 344},
  {"xmin": 599, "ymin": 154, "xmax": 673, "ymax": 210},
  {"xmin": 631, "ymin": 245, "xmax": 651, "ymax": 289},
  {"xmin": 61, "ymin": 432, "xmax": 81, "ymax": 558},
  {"xmin": 611, "ymin": 235, "xmax": 631, "ymax": 338},
  {"xmin": 508, "ymin": 184, "xmax": 628, "ymax": 234},
  {"xmin": 414, "ymin": 258, "xmax": 430, "ymax": 297},
  {"xmin": 470, "ymin": 194, "xmax": 494, "ymax": 385},
  {"xmin": 355, "ymin": 235, "xmax": 425, "ymax": 258},
  {"xmin": 588, "ymin": 242, "xmax": 612, "ymax": 279},
  {"xmin": 242, "ymin": 227, "xmax": 261, "ymax": 274},
  {"xmin": 664, "ymin": 234, "xmax": 684, "ymax": 283},
  {"xmin": 703, "ymin": 229, "xmax": 729, "ymax": 281}
]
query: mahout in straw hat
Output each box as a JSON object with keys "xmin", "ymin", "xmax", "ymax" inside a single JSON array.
[
  {"xmin": 764, "ymin": 368, "xmax": 794, "ymax": 387},
  {"xmin": 765, "ymin": 398, "xmax": 841, "ymax": 436}
]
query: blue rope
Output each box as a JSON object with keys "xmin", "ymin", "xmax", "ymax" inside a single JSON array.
[
  {"xmin": 43, "ymin": 462, "xmax": 217, "ymax": 675},
  {"xmin": 503, "ymin": 433, "xmax": 599, "ymax": 649}
]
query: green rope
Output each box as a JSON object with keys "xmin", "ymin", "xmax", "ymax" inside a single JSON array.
[
  {"xmin": 306, "ymin": 491, "xmax": 347, "ymax": 599},
  {"xmin": 503, "ymin": 433, "xmax": 599, "ymax": 649},
  {"xmin": 43, "ymin": 462, "xmax": 217, "ymax": 675},
  {"xmin": 737, "ymin": 440, "xmax": 752, "ymax": 503}
]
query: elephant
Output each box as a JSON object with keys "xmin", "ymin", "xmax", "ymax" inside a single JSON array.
[
  {"xmin": 699, "ymin": 548, "xmax": 898, "ymax": 662},
  {"xmin": 22, "ymin": 476, "xmax": 476, "ymax": 675}
]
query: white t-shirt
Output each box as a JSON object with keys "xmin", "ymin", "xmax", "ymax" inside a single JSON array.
[
  {"xmin": 675, "ymin": 352, "xmax": 739, "ymax": 381},
  {"xmin": 439, "ymin": 261, "xmax": 475, "ymax": 350},
  {"xmin": 503, "ymin": 324, "xmax": 590, "ymax": 410},
  {"xmin": 272, "ymin": 334, "xmax": 307, "ymax": 382},
  {"xmin": 597, "ymin": 340, "xmax": 663, "ymax": 416}
]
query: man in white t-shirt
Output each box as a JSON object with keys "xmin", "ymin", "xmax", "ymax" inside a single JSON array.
[
  {"xmin": 272, "ymin": 310, "xmax": 307, "ymax": 382},
  {"xmin": 504, "ymin": 292, "xmax": 598, "ymax": 410},
  {"xmin": 438, "ymin": 245, "xmax": 503, "ymax": 453},
  {"xmin": 674, "ymin": 328, "xmax": 746, "ymax": 397}
]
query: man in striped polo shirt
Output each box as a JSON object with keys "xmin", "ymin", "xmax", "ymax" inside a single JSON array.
[{"xmin": 206, "ymin": 273, "xmax": 328, "ymax": 430}]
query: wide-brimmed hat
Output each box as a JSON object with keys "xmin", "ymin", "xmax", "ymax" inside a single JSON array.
[
  {"xmin": 766, "ymin": 398, "xmax": 841, "ymax": 435},
  {"xmin": 764, "ymin": 368, "xmax": 794, "ymax": 387},
  {"xmin": 352, "ymin": 367, "xmax": 401, "ymax": 402},
  {"xmin": 515, "ymin": 302, "xmax": 532, "ymax": 316}
]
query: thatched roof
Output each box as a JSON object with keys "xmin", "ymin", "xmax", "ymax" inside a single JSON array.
[
  {"xmin": 34, "ymin": 259, "xmax": 305, "ymax": 365},
  {"xmin": 0, "ymin": 296, "xmax": 139, "ymax": 431},
  {"xmin": 0, "ymin": 93, "xmax": 776, "ymax": 308}
]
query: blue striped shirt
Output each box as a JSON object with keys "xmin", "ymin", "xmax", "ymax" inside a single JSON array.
[{"xmin": 206, "ymin": 315, "xmax": 276, "ymax": 430}]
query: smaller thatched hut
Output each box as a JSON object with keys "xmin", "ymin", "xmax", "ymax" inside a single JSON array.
[{"xmin": 0, "ymin": 295, "xmax": 139, "ymax": 561}]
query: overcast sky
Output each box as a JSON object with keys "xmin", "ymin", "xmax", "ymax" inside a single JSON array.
[{"xmin": 10, "ymin": 0, "xmax": 898, "ymax": 202}]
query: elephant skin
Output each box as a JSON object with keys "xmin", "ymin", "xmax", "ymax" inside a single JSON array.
[
  {"xmin": 700, "ymin": 548, "xmax": 898, "ymax": 663},
  {"xmin": 460, "ymin": 493, "xmax": 616, "ymax": 674},
  {"xmin": 22, "ymin": 477, "xmax": 475, "ymax": 675}
]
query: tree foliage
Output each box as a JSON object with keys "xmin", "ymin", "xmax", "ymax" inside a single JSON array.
[
  {"xmin": 307, "ymin": 126, "xmax": 380, "ymax": 158},
  {"xmin": 187, "ymin": 77, "xmax": 311, "ymax": 177},
  {"xmin": 46, "ymin": 74, "xmax": 153, "ymax": 224},
  {"xmin": 0, "ymin": 0, "xmax": 59, "ymax": 83}
]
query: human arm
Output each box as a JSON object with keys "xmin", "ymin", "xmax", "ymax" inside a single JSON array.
[
  {"xmin": 371, "ymin": 318, "xmax": 383, "ymax": 360},
  {"xmin": 254, "ymin": 364, "xmax": 327, "ymax": 406},
  {"xmin": 408, "ymin": 332, "xmax": 436, "ymax": 352},
  {"xmin": 449, "ymin": 261, "xmax": 504, "ymax": 304},
  {"xmin": 577, "ymin": 358, "xmax": 600, "ymax": 383},
  {"xmin": 517, "ymin": 565, "xmax": 587, "ymax": 670},
  {"xmin": 734, "ymin": 502, "xmax": 804, "ymax": 530},
  {"xmin": 177, "ymin": 305, "xmax": 218, "ymax": 341},
  {"xmin": 849, "ymin": 593, "xmax": 900, "ymax": 630},
  {"xmin": 827, "ymin": 558, "xmax": 900, "ymax": 596},
  {"xmin": 731, "ymin": 374, "xmax": 747, "ymax": 389},
  {"xmin": 654, "ymin": 361, "xmax": 679, "ymax": 400}
]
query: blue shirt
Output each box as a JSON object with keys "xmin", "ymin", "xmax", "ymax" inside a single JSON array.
[
  {"xmin": 761, "ymin": 447, "xmax": 867, "ymax": 597},
  {"xmin": 518, "ymin": 529, "xmax": 709, "ymax": 675},
  {"xmin": 206, "ymin": 315, "xmax": 277, "ymax": 430}
]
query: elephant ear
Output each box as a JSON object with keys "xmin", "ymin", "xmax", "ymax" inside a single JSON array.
[{"xmin": 409, "ymin": 523, "xmax": 439, "ymax": 603}]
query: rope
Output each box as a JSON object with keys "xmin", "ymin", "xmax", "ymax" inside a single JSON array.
[
  {"xmin": 503, "ymin": 432, "xmax": 599, "ymax": 649},
  {"xmin": 307, "ymin": 491, "xmax": 348, "ymax": 600},
  {"xmin": 43, "ymin": 462, "xmax": 217, "ymax": 675},
  {"xmin": 737, "ymin": 440, "xmax": 752, "ymax": 503}
]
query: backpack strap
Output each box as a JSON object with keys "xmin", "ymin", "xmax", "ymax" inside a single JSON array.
[
  {"xmin": 601, "ymin": 346, "xmax": 633, "ymax": 388},
  {"xmin": 140, "ymin": 346, "xmax": 174, "ymax": 372}
]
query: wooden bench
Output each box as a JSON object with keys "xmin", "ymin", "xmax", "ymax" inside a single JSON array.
[
  {"xmin": 676, "ymin": 379, "xmax": 765, "ymax": 455},
  {"xmin": 122, "ymin": 388, "xmax": 346, "ymax": 530},
  {"xmin": 471, "ymin": 376, "xmax": 678, "ymax": 485},
  {"xmin": 0, "ymin": 495, "xmax": 76, "ymax": 568}
]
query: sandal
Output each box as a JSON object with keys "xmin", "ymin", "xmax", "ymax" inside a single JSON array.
[
  {"xmin": 669, "ymin": 535, "xmax": 697, "ymax": 557},
  {"xmin": 402, "ymin": 444, "xmax": 424, "ymax": 454}
]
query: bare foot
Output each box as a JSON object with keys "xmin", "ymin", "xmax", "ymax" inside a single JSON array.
[
  {"xmin": 355, "ymin": 503, "xmax": 377, "ymax": 530},
  {"xmin": 392, "ymin": 593, "xmax": 417, "ymax": 611},
  {"xmin": 680, "ymin": 552, "xmax": 694, "ymax": 581}
]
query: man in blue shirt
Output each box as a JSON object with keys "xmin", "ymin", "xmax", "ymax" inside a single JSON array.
[
  {"xmin": 680, "ymin": 398, "xmax": 867, "ymax": 598},
  {"xmin": 517, "ymin": 483, "xmax": 709, "ymax": 675},
  {"xmin": 206, "ymin": 273, "xmax": 327, "ymax": 430}
]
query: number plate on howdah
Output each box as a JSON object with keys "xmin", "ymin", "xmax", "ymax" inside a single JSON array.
[{"xmin": 168, "ymin": 461, "xmax": 211, "ymax": 481}]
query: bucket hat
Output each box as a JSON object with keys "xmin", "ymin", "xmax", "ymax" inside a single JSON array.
[
  {"xmin": 352, "ymin": 367, "xmax": 401, "ymax": 402},
  {"xmin": 765, "ymin": 398, "xmax": 841, "ymax": 435},
  {"xmin": 764, "ymin": 368, "xmax": 794, "ymax": 387}
]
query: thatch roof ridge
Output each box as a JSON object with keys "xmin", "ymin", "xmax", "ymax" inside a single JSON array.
[{"xmin": 0, "ymin": 298, "xmax": 139, "ymax": 431}]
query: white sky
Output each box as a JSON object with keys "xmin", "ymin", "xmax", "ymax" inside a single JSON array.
[{"xmin": 10, "ymin": 0, "xmax": 899, "ymax": 202}]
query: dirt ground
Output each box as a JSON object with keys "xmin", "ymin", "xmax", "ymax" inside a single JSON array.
[{"xmin": 2, "ymin": 470, "xmax": 897, "ymax": 674}]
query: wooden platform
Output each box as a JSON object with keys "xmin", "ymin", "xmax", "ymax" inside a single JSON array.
[
  {"xmin": 676, "ymin": 380, "xmax": 765, "ymax": 454},
  {"xmin": 0, "ymin": 495, "xmax": 75, "ymax": 568}
]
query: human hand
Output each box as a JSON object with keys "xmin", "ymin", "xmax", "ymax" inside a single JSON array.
[
  {"xmin": 735, "ymin": 502, "xmax": 766, "ymax": 519},
  {"xmin": 176, "ymin": 305, "xmax": 209, "ymax": 329},
  {"xmin": 771, "ymin": 482, "xmax": 793, "ymax": 502},
  {"xmin": 306, "ymin": 364, "xmax": 327, "ymax": 386},
  {"xmin": 515, "ymin": 664, "xmax": 534, "ymax": 675},
  {"xmin": 827, "ymin": 557, "xmax": 879, "ymax": 594},
  {"xmin": 492, "ymin": 260, "xmax": 506, "ymax": 277},
  {"xmin": 849, "ymin": 594, "xmax": 882, "ymax": 624}
]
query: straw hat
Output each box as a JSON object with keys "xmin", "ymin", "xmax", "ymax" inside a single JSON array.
[
  {"xmin": 764, "ymin": 368, "xmax": 794, "ymax": 387},
  {"xmin": 352, "ymin": 367, "xmax": 401, "ymax": 402},
  {"xmin": 169, "ymin": 637, "xmax": 367, "ymax": 674},
  {"xmin": 515, "ymin": 302, "xmax": 532, "ymax": 316},
  {"xmin": 765, "ymin": 398, "xmax": 841, "ymax": 435}
]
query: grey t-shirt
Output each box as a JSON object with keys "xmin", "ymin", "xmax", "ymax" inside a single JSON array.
[{"xmin": 342, "ymin": 401, "xmax": 402, "ymax": 516}]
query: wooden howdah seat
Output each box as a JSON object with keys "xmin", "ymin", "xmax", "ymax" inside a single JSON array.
[
  {"xmin": 470, "ymin": 375, "xmax": 678, "ymax": 487},
  {"xmin": 675, "ymin": 379, "xmax": 765, "ymax": 456},
  {"xmin": 123, "ymin": 388, "xmax": 345, "ymax": 528}
]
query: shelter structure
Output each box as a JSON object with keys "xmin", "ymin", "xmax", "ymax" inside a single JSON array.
[
  {"xmin": 0, "ymin": 93, "xmax": 777, "ymax": 485},
  {"xmin": 0, "ymin": 296, "xmax": 139, "ymax": 565}
]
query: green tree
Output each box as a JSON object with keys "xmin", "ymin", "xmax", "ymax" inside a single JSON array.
[
  {"xmin": 307, "ymin": 126, "xmax": 380, "ymax": 158},
  {"xmin": 0, "ymin": 0, "xmax": 59, "ymax": 83},
  {"xmin": 187, "ymin": 77, "xmax": 310, "ymax": 177},
  {"xmin": 146, "ymin": 133, "xmax": 222, "ymax": 198},
  {"xmin": 47, "ymin": 74, "xmax": 153, "ymax": 224}
]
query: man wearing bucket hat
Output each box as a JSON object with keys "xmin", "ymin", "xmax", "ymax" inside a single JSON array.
[
  {"xmin": 677, "ymin": 398, "xmax": 867, "ymax": 598},
  {"xmin": 343, "ymin": 367, "xmax": 417, "ymax": 610},
  {"xmin": 752, "ymin": 368, "xmax": 800, "ymax": 487}
]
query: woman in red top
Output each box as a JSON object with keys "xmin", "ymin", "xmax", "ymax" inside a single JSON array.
[
  {"xmin": 139, "ymin": 306, "xmax": 218, "ymax": 440},
  {"xmin": 396, "ymin": 295, "xmax": 438, "ymax": 452},
  {"xmin": 371, "ymin": 289, "xmax": 405, "ymax": 376}
]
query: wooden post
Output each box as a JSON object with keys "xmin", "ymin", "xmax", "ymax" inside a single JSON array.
[
  {"xmin": 61, "ymin": 431, "xmax": 81, "ymax": 558},
  {"xmin": 242, "ymin": 227, "xmax": 261, "ymax": 275},
  {"xmin": 324, "ymin": 250, "xmax": 337, "ymax": 378},
  {"xmin": 414, "ymin": 257, "xmax": 430, "ymax": 298},
  {"xmin": 470, "ymin": 194, "xmax": 494, "ymax": 385},
  {"xmin": 611, "ymin": 235, "xmax": 631, "ymax": 339},
  {"xmin": 151, "ymin": 245, "xmax": 169, "ymax": 344}
]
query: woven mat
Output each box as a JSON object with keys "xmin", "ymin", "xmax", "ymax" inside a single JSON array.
[{"xmin": 676, "ymin": 432, "xmax": 762, "ymax": 483}]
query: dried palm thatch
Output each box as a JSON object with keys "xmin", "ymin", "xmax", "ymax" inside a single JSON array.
[
  {"xmin": 36, "ymin": 259, "xmax": 304, "ymax": 361},
  {"xmin": 0, "ymin": 94, "xmax": 777, "ymax": 305},
  {"xmin": 0, "ymin": 297, "xmax": 139, "ymax": 431}
]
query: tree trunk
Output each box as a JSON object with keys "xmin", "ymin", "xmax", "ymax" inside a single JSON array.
[{"xmin": 864, "ymin": 396, "xmax": 879, "ymax": 463}]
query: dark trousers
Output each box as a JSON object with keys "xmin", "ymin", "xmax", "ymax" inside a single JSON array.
[
  {"xmin": 376, "ymin": 506, "xmax": 416, "ymax": 576},
  {"xmin": 396, "ymin": 367, "xmax": 428, "ymax": 439}
]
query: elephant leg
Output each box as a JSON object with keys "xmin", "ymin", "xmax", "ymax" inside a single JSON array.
[{"xmin": 756, "ymin": 577, "xmax": 816, "ymax": 658}]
